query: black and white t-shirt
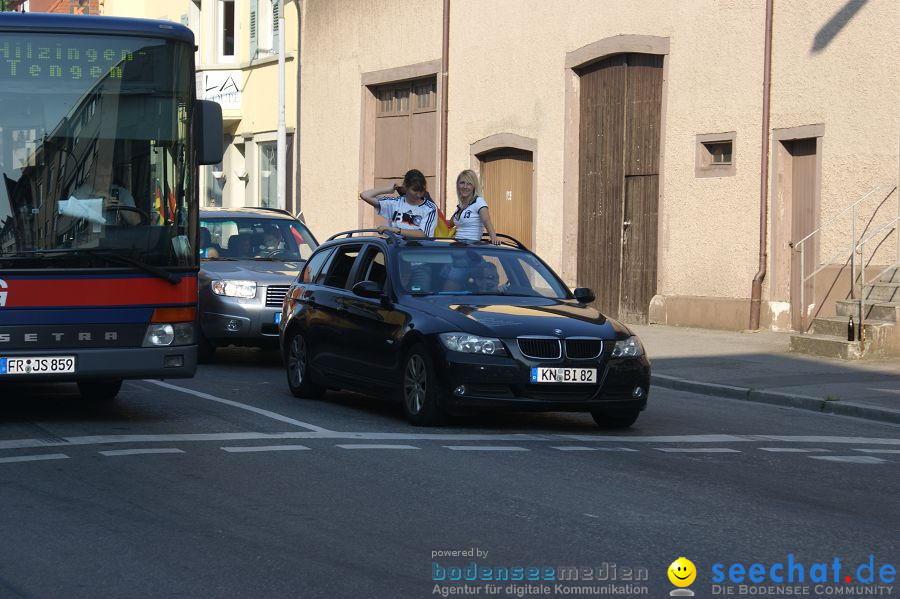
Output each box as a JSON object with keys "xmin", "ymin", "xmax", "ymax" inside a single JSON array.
[
  {"xmin": 377, "ymin": 196, "xmax": 438, "ymax": 236},
  {"xmin": 452, "ymin": 196, "xmax": 488, "ymax": 241}
]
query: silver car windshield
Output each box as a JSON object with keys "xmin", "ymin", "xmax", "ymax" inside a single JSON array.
[{"xmin": 200, "ymin": 216, "xmax": 317, "ymax": 261}]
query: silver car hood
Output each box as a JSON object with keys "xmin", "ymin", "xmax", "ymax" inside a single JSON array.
[{"xmin": 199, "ymin": 259, "xmax": 303, "ymax": 285}]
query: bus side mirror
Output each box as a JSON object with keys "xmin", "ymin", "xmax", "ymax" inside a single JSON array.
[{"xmin": 196, "ymin": 100, "xmax": 224, "ymax": 166}]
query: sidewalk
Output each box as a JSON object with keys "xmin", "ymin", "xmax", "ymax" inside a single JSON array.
[{"xmin": 627, "ymin": 324, "xmax": 900, "ymax": 425}]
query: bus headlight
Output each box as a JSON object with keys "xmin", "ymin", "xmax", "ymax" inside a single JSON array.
[
  {"xmin": 212, "ymin": 280, "xmax": 257, "ymax": 298},
  {"xmin": 143, "ymin": 323, "xmax": 195, "ymax": 347}
]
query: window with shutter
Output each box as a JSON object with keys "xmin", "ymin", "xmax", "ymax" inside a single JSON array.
[
  {"xmin": 249, "ymin": 0, "xmax": 258, "ymax": 59},
  {"xmin": 272, "ymin": 0, "xmax": 280, "ymax": 53}
]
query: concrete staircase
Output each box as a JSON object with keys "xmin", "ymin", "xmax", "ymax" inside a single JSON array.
[{"xmin": 789, "ymin": 267, "xmax": 900, "ymax": 359}]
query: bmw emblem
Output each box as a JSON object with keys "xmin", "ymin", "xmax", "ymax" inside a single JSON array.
[{"xmin": 553, "ymin": 329, "xmax": 564, "ymax": 337}]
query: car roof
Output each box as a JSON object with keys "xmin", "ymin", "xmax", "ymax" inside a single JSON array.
[
  {"xmin": 200, "ymin": 207, "xmax": 299, "ymax": 221},
  {"xmin": 316, "ymin": 230, "xmax": 530, "ymax": 253}
]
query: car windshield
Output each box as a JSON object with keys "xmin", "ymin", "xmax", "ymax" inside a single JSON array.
[
  {"xmin": 199, "ymin": 216, "xmax": 317, "ymax": 261},
  {"xmin": 395, "ymin": 246, "xmax": 571, "ymax": 298}
]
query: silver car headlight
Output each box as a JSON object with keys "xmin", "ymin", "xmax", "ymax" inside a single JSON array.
[
  {"xmin": 439, "ymin": 333, "xmax": 507, "ymax": 356},
  {"xmin": 611, "ymin": 335, "xmax": 644, "ymax": 358},
  {"xmin": 211, "ymin": 279, "xmax": 257, "ymax": 298}
]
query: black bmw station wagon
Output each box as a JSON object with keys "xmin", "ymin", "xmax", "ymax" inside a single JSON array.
[{"xmin": 278, "ymin": 231, "xmax": 650, "ymax": 428}]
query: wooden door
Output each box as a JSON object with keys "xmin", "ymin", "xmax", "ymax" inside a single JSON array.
[
  {"xmin": 788, "ymin": 138, "xmax": 817, "ymax": 331},
  {"xmin": 373, "ymin": 78, "xmax": 437, "ymax": 205},
  {"xmin": 577, "ymin": 53, "xmax": 662, "ymax": 322},
  {"xmin": 480, "ymin": 149, "xmax": 533, "ymax": 248}
]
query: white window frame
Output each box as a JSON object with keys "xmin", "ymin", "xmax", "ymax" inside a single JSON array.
[{"xmin": 217, "ymin": 0, "xmax": 237, "ymax": 63}]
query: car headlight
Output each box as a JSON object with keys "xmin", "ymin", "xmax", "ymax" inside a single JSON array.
[
  {"xmin": 439, "ymin": 333, "xmax": 507, "ymax": 356},
  {"xmin": 211, "ymin": 279, "xmax": 257, "ymax": 298},
  {"xmin": 611, "ymin": 335, "xmax": 644, "ymax": 358}
]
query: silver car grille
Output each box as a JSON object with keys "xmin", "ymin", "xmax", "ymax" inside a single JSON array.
[{"xmin": 265, "ymin": 285, "xmax": 290, "ymax": 308}]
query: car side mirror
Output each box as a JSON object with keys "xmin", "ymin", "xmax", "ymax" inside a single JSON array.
[
  {"xmin": 352, "ymin": 280, "xmax": 382, "ymax": 299},
  {"xmin": 573, "ymin": 287, "xmax": 595, "ymax": 303}
]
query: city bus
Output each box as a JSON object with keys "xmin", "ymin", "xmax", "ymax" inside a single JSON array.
[{"xmin": 0, "ymin": 13, "xmax": 223, "ymax": 399}]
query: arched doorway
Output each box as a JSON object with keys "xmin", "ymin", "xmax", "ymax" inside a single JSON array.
[{"xmin": 477, "ymin": 148, "xmax": 533, "ymax": 248}]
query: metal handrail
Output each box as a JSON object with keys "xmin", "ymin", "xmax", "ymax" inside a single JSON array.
[
  {"xmin": 792, "ymin": 186, "xmax": 896, "ymax": 339},
  {"xmin": 856, "ymin": 212, "xmax": 900, "ymax": 346}
]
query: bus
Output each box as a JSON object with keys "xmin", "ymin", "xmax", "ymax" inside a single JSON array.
[{"xmin": 0, "ymin": 13, "xmax": 223, "ymax": 399}]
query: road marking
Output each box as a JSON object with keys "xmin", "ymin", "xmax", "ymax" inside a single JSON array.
[
  {"xmin": 445, "ymin": 446, "xmax": 529, "ymax": 451},
  {"xmin": 0, "ymin": 453, "xmax": 69, "ymax": 464},
  {"xmin": 337, "ymin": 444, "xmax": 419, "ymax": 450},
  {"xmin": 654, "ymin": 448, "xmax": 740, "ymax": 453},
  {"xmin": 145, "ymin": 380, "xmax": 334, "ymax": 433},
  {"xmin": 222, "ymin": 445, "xmax": 311, "ymax": 453},
  {"xmin": 759, "ymin": 448, "xmax": 830, "ymax": 453},
  {"xmin": 810, "ymin": 455, "xmax": 887, "ymax": 464},
  {"xmin": 853, "ymin": 448, "xmax": 900, "ymax": 454},
  {"xmin": 552, "ymin": 446, "xmax": 639, "ymax": 452},
  {"xmin": 99, "ymin": 448, "xmax": 185, "ymax": 457}
]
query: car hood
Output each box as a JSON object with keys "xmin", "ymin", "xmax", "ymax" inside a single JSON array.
[
  {"xmin": 411, "ymin": 295, "xmax": 627, "ymax": 339},
  {"xmin": 199, "ymin": 259, "xmax": 303, "ymax": 284}
]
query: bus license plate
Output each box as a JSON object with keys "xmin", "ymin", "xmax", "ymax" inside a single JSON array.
[
  {"xmin": 0, "ymin": 356, "xmax": 76, "ymax": 375},
  {"xmin": 530, "ymin": 367, "xmax": 596, "ymax": 384}
]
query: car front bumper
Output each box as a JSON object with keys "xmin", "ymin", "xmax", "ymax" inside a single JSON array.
[{"xmin": 430, "ymin": 341, "xmax": 650, "ymax": 413}]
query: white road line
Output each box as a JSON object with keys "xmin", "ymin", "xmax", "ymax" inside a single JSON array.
[
  {"xmin": 336, "ymin": 444, "xmax": 419, "ymax": 450},
  {"xmin": 99, "ymin": 448, "xmax": 185, "ymax": 457},
  {"xmin": 759, "ymin": 448, "xmax": 830, "ymax": 453},
  {"xmin": 145, "ymin": 380, "xmax": 334, "ymax": 433},
  {"xmin": 552, "ymin": 446, "xmax": 639, "ymax": 452},
  {"xmin": 222, "ymin": 445, "xmax": 311, "ymax": 453},
  {"xmin": 560, "ymin": 434, "xmax": 747, "ymax": 443},
  {"xmin": 810, "ymin": 455, "xmax": 887, "ymax": 464},
  {"xmin": 0, "ymin": 453, "xmax": 69, "ymax": 464},
  {"xmin": 853, "ymin": 448, "xmax": 900, "ymax": 454},
  {"xmin": 654, "ymin": 448, "xmax": 740, "ymax": 453},
  {"xmin": 445, "ymin": 446, "xmax": 529, "ymax": 451}
]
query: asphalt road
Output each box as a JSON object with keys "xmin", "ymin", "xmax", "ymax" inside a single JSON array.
[{"xmin": 0, "ymin": 347, "xmax": 897, "ymax": 599}]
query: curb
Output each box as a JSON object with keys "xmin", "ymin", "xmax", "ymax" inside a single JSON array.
[{"xmin": 651, "ymin": 374, "xmax": 900, "ymax": 426}]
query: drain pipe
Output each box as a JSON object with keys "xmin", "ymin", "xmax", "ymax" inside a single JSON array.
[
  {"xmin": 749, "ymin": 0, "xmax": 775, "ymax": 330},
  {"xmin": 439, "ymin": 0, "xmax": 450, "ymax": 213}
]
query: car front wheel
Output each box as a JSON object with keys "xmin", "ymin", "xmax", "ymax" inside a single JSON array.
[
  {"xmin": 400, "ymin": 345, "xmax": 444, "ymax": 426},
  {"xmin": 286, "ymin": 332, "xmax": 325, "ymax": 399},
  {"xmin": 591, "ymin": 408, "xmax": 641, "ymax": 429}
]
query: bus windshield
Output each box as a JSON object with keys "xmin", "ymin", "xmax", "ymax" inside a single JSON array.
[{"xmin": 0, "ymin": 33, "xmax": 196, "ymax": 269}]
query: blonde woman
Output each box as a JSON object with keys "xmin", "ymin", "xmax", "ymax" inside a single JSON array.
[{"xmin": 452, "ymin": 169, "xmax": 499, "ymax": 244}]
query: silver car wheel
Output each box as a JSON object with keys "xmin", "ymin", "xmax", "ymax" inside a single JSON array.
[
  {"xmin": 403, "ymin": 354, "xmax": 427, "ymax": 415},
  {"xmin": 288, "ymin": 335, "xmax": 307, "ymax": 387}
]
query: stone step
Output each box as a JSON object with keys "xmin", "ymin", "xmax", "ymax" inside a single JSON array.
[
  {"xmin": 877, "ymin": 267, "xmax": 900, "ymax": 283},
  {"xmin": 835, "ymin": 299, "xmax": 900, "ymax": 322},
  {"xmin": 789, "ymin": 333, "xmax": 863, "ymax": 360},
  {"xmin": 863, "ymin": 281, "xmax": 900, "ymax": 302},
  {"xmin": 810, "ymin": 315, "xmax": 894, "ymax": 338}
]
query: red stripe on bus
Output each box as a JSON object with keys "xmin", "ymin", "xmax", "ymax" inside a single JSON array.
[{"xmin": 1, "ymin": 276, "xmax": 197, "ymax": 308}]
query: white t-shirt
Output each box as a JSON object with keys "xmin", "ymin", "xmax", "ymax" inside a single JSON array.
[
  {"xmin": 377, "ymin": 195, "xmax": 438, "ymax": 236},
  {"xmin": 452, "ymin": 196, "xmax": 488, "ymax": 241}
]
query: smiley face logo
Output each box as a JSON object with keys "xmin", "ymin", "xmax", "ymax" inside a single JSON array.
[{"xmin": 668, "ymin": 557, "xmax": 696, "ymax": 587}]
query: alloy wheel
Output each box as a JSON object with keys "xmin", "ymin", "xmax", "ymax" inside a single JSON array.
[
  {"xmin": 403, "ymin": 354, "xmax": 427, "ymax": 414},
  {"xmin": 288, "ymin": 335, "xmax": 307, "ymax": 387}
]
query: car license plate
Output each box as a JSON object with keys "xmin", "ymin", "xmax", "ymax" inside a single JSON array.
[
  {"xmin": 531, "ymin": 367, "xmax": 596, "ymax": 384},
  {"xmin": 0, "ymin": 356, "xmax": 76, "ymax": 375},
  {"xmin": 274, "ymin": 312, "xmax": 282, "ymax": 325}
]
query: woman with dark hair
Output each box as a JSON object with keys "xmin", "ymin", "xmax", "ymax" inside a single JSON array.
[{"xmin": 359, "ymin": 168, "xmax": 438, "ymax": 238}]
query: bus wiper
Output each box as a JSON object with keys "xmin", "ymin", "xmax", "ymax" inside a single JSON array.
[{"xmin": 41, "ymin": 248, "xmax": 182, "ymax": 285}]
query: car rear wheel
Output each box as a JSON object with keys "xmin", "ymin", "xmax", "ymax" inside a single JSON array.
[
  {"xmin": 401, "ymin": 345, "xmax": 444, "ymax": 426},
  {"xmin": 591, "ymin": 408, "xmax": 640, "ymax": 429},
  {"xmin": 77, "ymin": 379, "xmax": 122, "ymax": 401},
  {"xmin": 286, "ymin": 331, "xmax": 325, "ymax": 399}
]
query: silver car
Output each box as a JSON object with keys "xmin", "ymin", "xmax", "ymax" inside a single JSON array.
[{"xmin": 198, "ymin": 207, "xmax": 317, "ymax": 361}]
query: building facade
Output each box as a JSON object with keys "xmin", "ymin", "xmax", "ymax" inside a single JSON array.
[
  {"xmin": 103, "ymin": 0, "xmax": 300, "ymax": 213},
  {"xmin": 94, "ymin": 0, "xmax": 899, "ymax": 332}
]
